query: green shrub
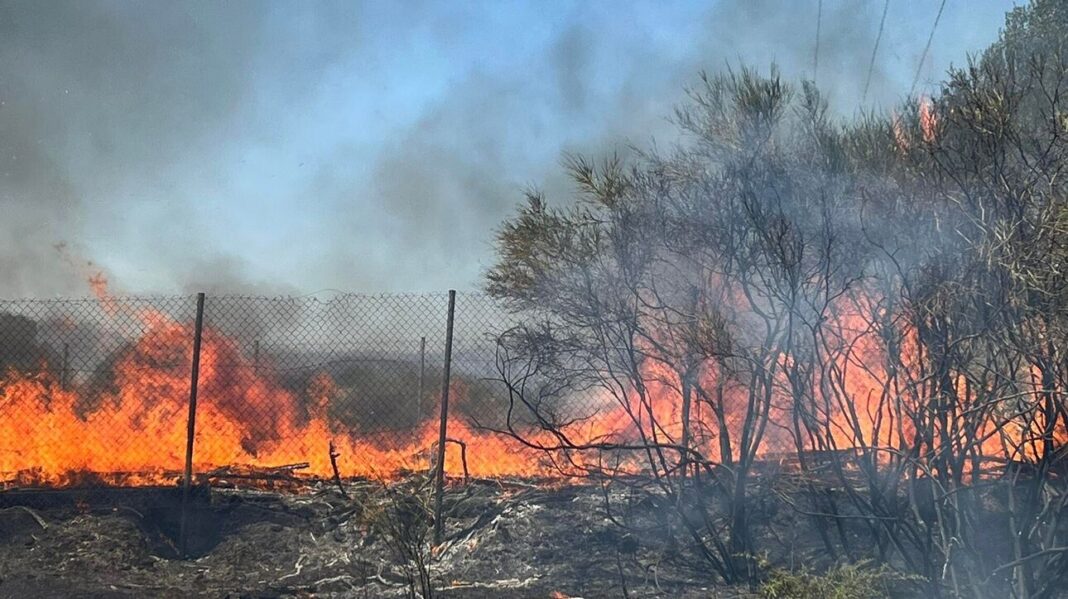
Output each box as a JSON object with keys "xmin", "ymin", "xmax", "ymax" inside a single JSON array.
[{"xmin": 760, "ymin": 561, "xmax": 921, "ymax": 599}]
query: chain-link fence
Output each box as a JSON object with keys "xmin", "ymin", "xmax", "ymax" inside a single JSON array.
[
  {"xmin": 4, "ymin": 288, "xmax": 1051, "ymax": 495},
  {"xmin": 0, "ymin": 296, "xmax": 203, "ymax": 488},
  {"xmin": 0, "ymin": 292, "xmax": 512, "ymax": 489},
  {"xmin": 1, "ymin": 290, "xmax": 813, "ymax": 497}
]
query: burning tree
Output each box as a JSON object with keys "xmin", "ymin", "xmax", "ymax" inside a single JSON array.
[
  {"xmin": 487, "ymin": 66, "xmax": 874, "ymax": 582},
  {"xmin": 486, "ymin": 1, "xmax": 1068, "ymax": 595}
]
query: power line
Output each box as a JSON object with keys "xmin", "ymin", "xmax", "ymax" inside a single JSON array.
[
  {"xmin": 910, "ymin": 0, "xmax": 948, "ymax": 97},
  {"xmin": 814, "ymin": 0, "xmax": 822, "ymax": 83},
  {"xmin": 863, "ymin": 0, "xmax": 891, "ymax": 103}
]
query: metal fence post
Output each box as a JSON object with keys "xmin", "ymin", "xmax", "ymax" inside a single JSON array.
[
  {"xmin": 179, "ymin": 292, "xmax": 206, "ymax": 557},
  {"xmin": 418, "ymin": 336, "xmax": 426, "ymax": 422},
  {"xmin": 432, "ymin": 290, "xmax": 455, "ymax": 545}
]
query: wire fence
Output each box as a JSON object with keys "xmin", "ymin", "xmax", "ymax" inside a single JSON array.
[
  {"xmin": 0, "ymin": 292, "xmax": 528, "ymax": 489},
  {"xmin": 3, "ymin": 289, "xmax": 1064, "ymax": 578},
  {"xmin": 0, "ymin": 290, "xmax": 808, "ymax": 497}
]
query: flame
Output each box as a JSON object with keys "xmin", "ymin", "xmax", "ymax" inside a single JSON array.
[
  {"xmin": 892, "ymin": 112, "xmax": 909, "ymax": 154},
  {"xmin": 0, "ymin": 284, "xmax": 1064, "ymax": 488},
  {"xmin": 0, "ymin": 322, "xmax": 562, "ymax": 485},
  {"xmin": 893, "ymin": 96, "xmax": 938, "ymax": 155},
  {"xmin": 919, "ymin": 96, "xmax": 938, "ymax": 144}
]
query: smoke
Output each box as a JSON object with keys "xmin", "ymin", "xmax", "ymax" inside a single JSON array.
[
  {"xmin": 0, "ymin": 1, "xmax": 349, "ymax": 296},
  {"xmin": 0, "ymin": 0, "xmax": 1015, "ymax": 297}
]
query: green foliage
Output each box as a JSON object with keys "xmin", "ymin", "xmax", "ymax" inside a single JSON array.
[{"xmin": 759, "ymin": 561, "xmax": 921, "ymax": 599}]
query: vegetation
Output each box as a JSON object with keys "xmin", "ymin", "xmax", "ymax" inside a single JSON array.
[
  {"xmin": 361, "ymin": 478, "xmax": 437, "ymax": 599},
  {"xmin": 486, "ymin": 1, "xmax": 1068, "ymax": 596},
  {"xmin": 760, "ymin": 561, "xmax": 919, "ymax": 599}
]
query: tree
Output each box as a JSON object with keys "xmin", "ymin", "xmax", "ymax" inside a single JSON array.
[
  {"xmin": 487, "ymin": 67, "xmax": 871, "ymax": 582},
  {"xmin": 486, "ymin": 1, "xmax": 1068, "ymax": 595}
]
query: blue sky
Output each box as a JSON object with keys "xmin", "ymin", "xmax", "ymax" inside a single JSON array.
[{"xmin": 0, "ymin": 0, "xmax": 1020, "ymax": 297}]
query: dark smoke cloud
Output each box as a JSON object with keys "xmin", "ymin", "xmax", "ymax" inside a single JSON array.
[{"xmin": 0, "ymin": 0, "xmax": 1014, "ymax": 297}]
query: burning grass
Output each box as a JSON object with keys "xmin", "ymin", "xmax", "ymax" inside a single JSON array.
[{"xmin": 3, "ymin": 293, "xmax": 1059, "ymax": 489}]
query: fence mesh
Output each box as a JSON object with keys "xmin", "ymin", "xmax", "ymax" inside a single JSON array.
[
  {"xmin": 0, "ymin": 292, "xmax": 540, "ymax": 491},
  {"xmin": 0, "ymin": 296, "xmax": 201, "ymax": 488},
  {"xmin": 0, "ymin": 290, "xmax": 808, "ymax": 495}
]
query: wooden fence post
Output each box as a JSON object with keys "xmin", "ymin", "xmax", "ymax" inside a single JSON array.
[
  {"xmin": 432, "ymin": 290, "xmax": 456, "ymax": 545},
  {"xmin": 179, "ymin": 292, "xmax": 206, "ymax": 557}
]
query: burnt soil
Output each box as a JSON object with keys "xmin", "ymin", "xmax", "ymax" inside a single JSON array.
[{"xmin": 0, "ymin": 478, "xmax": 762, "ymax": 598}]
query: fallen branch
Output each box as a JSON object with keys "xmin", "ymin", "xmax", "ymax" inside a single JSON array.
[
  {"xmin": 0, "ymin": 505, "xmax": 48, "ymax": 529},
  {"xmin": 368, "ymin": 572, "xmax": 410, "ymax": 588},
  {"xmin": 445, "ymin": 438, "xmax": 470, "ymax": 483},
  {"xmin": 269, "ymin": 462, "xmax": 311, "ymax": 473},
  {"xmin": 277, "ymin": 555, "xmax": 307, "ymax": 581},
  {"xmin": 204, "ymin": 462, "xmax": 311, "ymax": 485},
  {"xmin": 443, "ymin": 576, "xmax": 541, "ymax": 591}
]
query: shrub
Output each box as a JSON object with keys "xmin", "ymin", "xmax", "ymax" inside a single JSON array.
[{"xmin": 759, "ymin": 561, "xmax": 921, "ymax": 599}]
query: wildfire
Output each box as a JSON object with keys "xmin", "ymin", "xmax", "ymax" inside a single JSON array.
[
  {"xmin": 0, "ymin": 283, "xmax": 1063, "ymax": 489},
  {"xmin": 0, "ymin": 285, "xmax": 623, "ymax": 486},
  {"xmin": 892, "ymin": 95, "xmax": 939, "ymax": 154},
  {"xmin": 919, "ymin": 95, "xmax": 938, "ymax": 143}
]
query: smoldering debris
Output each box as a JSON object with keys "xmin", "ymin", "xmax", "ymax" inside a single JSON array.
[{"xmin": 0, "ymin": 477, "xmax": 768, "ymax": 599}]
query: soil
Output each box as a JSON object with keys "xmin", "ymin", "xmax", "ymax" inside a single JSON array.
[{"xmin": 0, "ymin": 478, "xmax": 755, "ymax": 598}]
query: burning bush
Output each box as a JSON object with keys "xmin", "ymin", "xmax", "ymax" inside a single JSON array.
[{"xmin": 485, "ymin": 1, "xmax": 1068, "ymax": 595}]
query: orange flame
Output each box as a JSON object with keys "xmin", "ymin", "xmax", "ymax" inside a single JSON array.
[
  {"xmin": 891, "ymin": 111, "xmax": 910, "ymax": 155},
  {"xmin": 893, "ymin": 96, "xmax": 938, "ymax": 155},
  {"xmin": 919, "ymin": 96, "xmax": 938, "ymax": 144},
  {"xmin": 0, "ymin": 285, "xmax": 1063, "ymax": 488}
]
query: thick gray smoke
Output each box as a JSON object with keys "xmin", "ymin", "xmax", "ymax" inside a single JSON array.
[{"xmin": 0, "ymin": 0, "xmax": 1015, "ymax": 297}]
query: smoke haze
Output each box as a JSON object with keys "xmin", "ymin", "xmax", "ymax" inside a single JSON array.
[{"xmin": 0, "ymin": 0, "xmax": 1018, "ymax": 297}]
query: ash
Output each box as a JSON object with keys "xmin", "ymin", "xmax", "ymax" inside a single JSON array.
[{"xmin": 0, "ymin": 477, "xmax": 753, "ymax": 598}]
